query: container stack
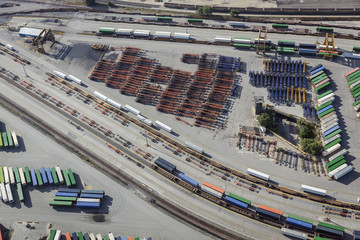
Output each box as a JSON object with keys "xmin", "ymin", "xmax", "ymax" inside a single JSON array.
[
  {"xmin": 48, "ymin": 229, "xmax": 152, "ymax": 240},
  {"xmin": 49, "ymin": 189, "xmax": 105, "ymax": 209},
  {"xmin": 344, "ymin": 68, "xmax": 360, "ymax": 118}
]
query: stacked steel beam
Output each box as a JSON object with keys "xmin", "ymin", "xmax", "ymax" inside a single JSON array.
[
  {"xmin": 149, "ymin": 65, "xmax": 173, "ymax": 85},
  {"xmin": 156, "ymin": 70, "xmax": 192, "ymax": 114},
  {"xmin": 181, "ymin": 53, "xmax": 200, "ymax": 64},
  {"xmin": 89, "ymin": 59, "xmax": 115, "ymax": 82}
]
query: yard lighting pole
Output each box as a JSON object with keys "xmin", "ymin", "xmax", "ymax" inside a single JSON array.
[{"xmin": 325, "ymin": 191, "xmax": 338, "ymax": 221}]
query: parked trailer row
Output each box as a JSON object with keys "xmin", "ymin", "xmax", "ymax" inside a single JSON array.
[{"xmin": 0, "ymin": 131, "xmax": 19, "ymax": 148}]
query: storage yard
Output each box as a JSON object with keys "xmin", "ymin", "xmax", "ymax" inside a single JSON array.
[{"xmin": 1, "ymin": 2, "xmax": 360, "ymax": 240}]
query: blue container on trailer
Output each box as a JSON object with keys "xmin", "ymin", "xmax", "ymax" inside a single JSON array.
[
  {"xmin": 30, "ymin": 169, "xmax": 37, "ymax": 187},
  {"xmin": 256, "ymin": 207, "xmax": 281, "ymax": 221},
  {"xmin": 76, "ymin": 201, "xmax": 100, "ymax": 208},
  {"xmin": 45, "ymin": 167, "xmax": 53, "ymax": 185},
  {"xmin": 353, "ymin": 230, "xmax": 360, "ymax": 240},
  {"xmin": 317, "ymin": 105, "xmax": 333, "ymax": 115},
  {"xmin": 40, "ymin": 167, "xmax": 48, "ymax": 185},
  {"xmin": 122, "ymin": 237, "xmax": 128, "ymax": 240},
  {"xmin": 80, "ymin": 193, "xmax": 104, "ymax": 199},
  {"xmin": 310, "ymin": 66, "xmax": 325, "ymax": 76},
  {"xmin": 115, "ymin": 237, "xmax": 121, "ymax": 240},
  {"xmin": 323, "ymin": 125, "xmax": 340, "ymax": 137},
  {"xmin": 58, "ymin": 188, "xmax": 81, "ymax": 193},
  {"xmin": 309, "ymin": 64, "xmax": 323, "ymax": 72},
  {"xmin": 286, "ymin": 217, "xmax": 313, "ymax": 230},
  {"xmin": 224, "ymin": 195, "xmax": 248, "ymax": 209},
  {"xmin": 72, "ymin": 233, "xmax": 79, "ymax": 240},
  {"xmin": 178, "ymin": 173, "xmax": 199, "ymax": 187},
  {"xmin": 56, "ymin": 192, "xmax": 79, "ymax": 197}
]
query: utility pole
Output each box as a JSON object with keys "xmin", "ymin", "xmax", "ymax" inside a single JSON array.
[
  {"xmin": 144, "ymin": 131, "xmax": 149, "ymax": 147},
  {"xmin": 325, "ymin": 191, "xmax": 338, "ymax": 221},
  {"xmin": 22, "ymin": 63, "xmax": 28, "ymax": 77}
]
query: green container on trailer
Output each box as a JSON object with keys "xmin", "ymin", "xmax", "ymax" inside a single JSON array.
[
  {"xmin": 17, "ymin": 182, "xmax": 24, "ymax": 202},
  {"xmin": 233, "ymin": 43, "xmax": 251, "ymax": 49},
  {"xmin": 50, "ymin": 167, "xmax": 59, "ymax": 185},
  {"xmin": 318, "ymin": 108, "xmax": 335, "ymax": 118},
  {"xmin": 312, "ymin": 76, "xmax": 329, "ymax": 86},
  {"xmin": 347, "ymin": 70, "xmax": 360, "ymax": 80},
  {"xmin": 348, "ymin": 78, "xmax": 360, "ymax": 86},
  {"xmin": 317, "ymin": 90, "xmax": 333, "ymax": 99},
  {"xmin": 351, "ymin": 83, "xmax": 360, "ymax": 92},
  {"xmin": 352, "ymin": 88, "xmax": 360, "ymax": 97},
  {"xmin": 311, "ymin": 73, "xmax": 327, "ymax": 83},
  {"xmin": 314, "ymin": 236, "xmax": 330, "ymax": 240},
  {"xmin": 272, "ymin": 23, "xmax": 288, "ymax": 29},
  {"xmin": 324, "ymin": 129, "xmax": 342, "ymax": 140},
  {"xmin": 7, "ymin": 132, "xmax": 13, "ymax": 147},
  {"xmin": 99, "ymin": 28, "xmax": 115, "ymax": 34},
  {"xmin": 187, "ymin": 18, "xmax": 203, "ymax": 23},
  {"xmin": 49, "ymin": 200, "xmax": 73, "ymax": 207},
  {"xmin": 327, "ymin": 160, "xmax": 346, "ymax": 172},
  {"xmin": 157, "ymin": 16, "xmax": 172, "ymax": 21},
  {"xmin": 354, "ymin": 90, "xmax": 360, "ymax": 99},
  {"xmin": 316, "ymin": 26, "xmax": 334, "ymax": 33},
  {"xmin": 324, "ymin": 138, "xmax": 341, "ymax": 150},
  {"xmin": 318, "ymin": 52, "xmax": 338, "ymax": 57},
  {"xmin": 24, "ymin": 167, "xmax": 31, "ymax": 184},
  {"xmin": 353, "ymin": 99, "xmax": 360, "ymax": 106},
  {"xmin": 0, "ymin": 132, "xmax": 3, "ymax": 148},
  {"xmin": 347, "ymin": 71, "xmax": 360, "ymax": 81},
  {"xmin": 315, "ymin": 82, "xmax": 331, "ymax": 93},
  {"xmin": 49, "ymin": 230, "xmax": 57, "ymax": 240},
  {"xmin": 2, "ymin": 132, "xmax": 8, "ymax": 147},
  {"xmin": 228, "ymin": 192, "xmax": 251, "ymax": 205},
  {"xmin": 103, "ymin": 235, "xmax": 109, "ymax": 240},
  {"xmin": 67, "ymin": 168, "xmax": 76, "ymax": 186},
  {"xmin": 317, "ymin": 221, "xmax": 345, "ymax": 232},
  {"xmin": 317, "ymin": 101, "xmax": 332, "ymax": 111},
  {"xmin": 62, "ymin": 169, "xmax": 71, "ymax": 187},
  {"xmin": 77, "ymin": 232, "xmax": 84, "ymax": 240},
  {"xmin": 353, "ymin": 46, "xmax": 360, "ymax": 52},
  {"xmin": 53, "ymin": 196, "xmax": 77, "ymax": 201},
  {"xmin": 13, "ymin": 167, "xmax": 21, "ymax": 183},
  {"xmin": 0, "ymin": 167, "xmax": 4, "ymax": 183},
  {"xmin": 326, "ymin": 155, "xmax": 345, "ymax": 168},
  {"xmin": 287, "ymin": 214, "xmax": 313, "ymax": 224},
  {"xmin": 35, "ymin": 169, "xmax": 43, "ymax": 186}
]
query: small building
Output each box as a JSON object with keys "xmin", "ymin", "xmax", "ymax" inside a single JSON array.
[{"xmin": 19, "ymin": 27, "xmax": 42, "ymax": 38}]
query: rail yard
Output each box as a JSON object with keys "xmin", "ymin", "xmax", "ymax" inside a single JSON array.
[{"xmin": 1, "ymin": 1, "xmax": 360, "ymax": 240}]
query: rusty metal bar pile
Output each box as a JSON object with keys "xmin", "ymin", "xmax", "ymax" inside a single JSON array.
[
  {"xmin": 89, "ymin": 59, "xmax": 115, "ymax": 82},
  {"xmin": 156, "ymin": 70, "xmax": 192, "ymax": 114},
  {"xmin": 181, "ymin": 53, "xmax": 200, "ymax": 64},
  {"xmin": 149, "ymin": 65, "xmax": 174, "ymax": 85},
  {"xmin": 120, "ymin": 57, "xmax": 155, "ymax": 96},
  {"xmin": 178, "ymin": 54, "xmax": 217, "ymax": 118},
  {"xmin": 135, "ymin": 83, "xmax": 162, "ymax": 105},
  {"xmin": 105, "ymin": 47, "xmax": 142, "ymax": 88}
]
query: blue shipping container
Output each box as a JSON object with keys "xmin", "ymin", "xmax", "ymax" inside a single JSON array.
[
  {"xmin": 309, "ymin": 64, "xmax": 323, "ymax": 73},
  {"xmin": 310, "ymin": 66, "xmax": 325, "ymax": 76},
  {"xmin": 72, "ymin": 232, "xmax": 79, "ymax": 240},
  {"xmin": 55, "ymin": 192, "xmax": 79, "ymax": 197},
  {"xmin": 40, "ymin": 167, "xmax": 48, "ymax": 185},
  {"xmin": 256, "ymin": 207, "xmax": 281, "ymax": 221},
  {"xmin": 317, "ymin": 105, "xmax": 333, "ymax": 115},
  {"xmin": 76, "ymin": 201, "xmax": 100, "ymax": 208},
  {"xmin": 45, "ymin": 167, "xmax": 54, "ymax": 185},
  {"xmin": 178, "ymin": 173, "xmax": 199, "ymax": 187},
  {"xmin": 30, "ymin": 169, "xmax": 37, "ymax": 187},
  {"xmin": 323, "ymin": 125, "xmax": 340, "ymax": 137},
  {"xmin": 80, "ymin": 193, "xmax": 103, "ymax": 199},
  {"xmin": 224, "ymin": 196, "xmax": 248, "ymax": 209},
  {"xmin": 81, "ymin": 189, "xmax": 104, "ymax": 195},
  {"xmin": 58, "ymin": 188, "xmax": 81, "ymax": 193},
  {"xmin": 286, "ymin": 217, "xmax": 313, "ymax": 230}
]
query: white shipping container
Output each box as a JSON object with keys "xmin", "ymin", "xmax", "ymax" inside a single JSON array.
[
  {"xmin": 77, "ymin": 198, "xmax": 101, "ymax": 203},
  {"xmin": 301, "ymin": 184, "xmax": 327, "ymax": 196},
  {"xmin": 281, "ymin": 227, "xmax": 307, "ymax": 240},
  {"xmin": 321, "ymin": 122, "xmax": 338, "ymax": 133},
  {"xmin": 96, "ymin": 234, "xmax": 102, "ymax": 240},
  {"xmin": 323, "ymin": 134, "xmax": 341, "ymax": 146},
  {"xmin": 320, "ymin": 113, "xmax": 337, "ymax": 125},
  {"xmin": 106, "ymin": 98, "xmax": 122, "ymax": 109},
  {"xmin": 0, "ymin": 183, "xmax": 7, "ymax": 202},
  {"xmin": 317, "ymin": 93, "xmax": 334, "ymax": 104},
  {"xmin": 133, "ymin": 30, "xmax": 150, "ymax": 37},
  {"xmin": 55, "ymin": 166, "xmax": 64, "ymax": 184},
  {"xmin": 214, "ymin": 37, "xmax": 232, "ymax": 43},
  {"xmin": 319, "ymin": 45, "xmax": 338, "ymax": 50},
  {"xmin": 89, "ymin": 233, "xmax": 96, "ymax": 240},
  {"xmin": 247, "ymin": 168, "xmax": 270, "ymax": 181},
  {"xmin": 155, "ymin": 31, "xmax": 171, "ymax": 38},
  {"xmin": 321, "ymin": 118, "xmax": 338, "ymax": 129},
  {"xmin": 19, "ymin": 167, "xmax": 26, "ymax": 186},
  {"xmin": 201, "ymin": 185, "xmax": 223, "ymax": 199},
  {"xmin": 173, "ymin": 32, "xmax": 190, "ymax": 40},
  {"xmin": 54, "ymin": 230, "xmax": 62, "ymax": 240},
  {"xmin": 233, "ymin": 38, "xmax": 251, "ymax": 44},
  {"xmin": 328, "ymin": 164, "xmax": 347, "ymax": 178},
  {"xmin": 11, "ymin": 131, "xmax": 19, "ymax": 148},
  {"xmin": 52, "ymin": 70, "xmax": 66, "ymax": 79},
  {"xmin": 329, "ymin": 149, "xmax": 347, "ymax": 161},
  {"xmin": 334, "ymin": 165, "xmax": 353, "ymax": 180},
  {"xmin": 93, "ymin": 91, "xmax": 108, "ymax": 102},
  {"xmin": 8, "ymin": 167, "xmax": 15, "ymax": 185},
  {"xmin": 229, "ymin": 22, "xmax": 245, "ymax": 27},
  {"xmin": 125, "ymin": 104, "xmax": 140, "ymax": 115},
  {"xmin": 116, "ymin": 28, "xmax": 133, "ymax": 35},
  {"xmin": 185, "ymin": 141, "xmax": 204, "ymax": 154},
  {"xmin": 322, "ymin": 143, "xmax": 341, "ymax": 157},
  {"xmin": 154, "ymin": 120, "xmax": 172, "ymax": 133},
  {"xmin": 350, "ymin": 80, "xmax": 360, "ymax": 89},
  {"xmin": 108, "ymin": 233, "xmax": 115, "ymax": 240},
  {"xmin": 137, "ymin": 115, "xmax": 152, "ymax": 126},
  {"xmin": 3, "ymin": 166, "xmax": 9, "ymax": 184},
  {"xmin": 5, "ymin": 183, "xmax": 14, "ymax": 203},
  {"xmin": 67, "ymin": 74, "xmax": 83, "ymax": 85},
  {"xmin": 317, "ymin": 97, "xmax": 335, "ymax": 107},
  {"xmin": 354, "ymin": 103, "xmax": 360, "ymax": 111}
]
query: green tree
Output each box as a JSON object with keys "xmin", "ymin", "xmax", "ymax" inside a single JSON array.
[
  {"xmin": 300, "ymin": 138, "xmax": 322, "ymax": 155},
  {"xmin": 197, "ymin": 5, "xmax": 213, "ymax": 16},
  {"xmin": 84, "ymin": 0, "xmax": 96, "ymax": 6},
  {"xmin": 258, "ymin": 112, "xmax": 272, "ymax": 129},
  {"xmin": 230, "ymin": 9, "xmax": 240, "ymax": 17}
]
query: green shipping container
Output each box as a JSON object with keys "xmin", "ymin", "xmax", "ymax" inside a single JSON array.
[
  {"xmin": 353, "ymin": 99, "xmax": 360, "ymax": 106},
  {"xmin": 228, "ymin": 192, "xmax": 251, "ymax": 205},
  {"xmin": 62, "ymin": 169, "xmax": 71, "ymax": 187},
  {"xmin": 157, "ymin": 16, "xmax": 172, "ymax": 21},
  {"xmin": 7, "ymin": 132, "xmax": 13, "ymax": 147},
  {"xmin": 2, "ymin": 132, "xmax": 8, "ymax": 147},
  {"xmin": 347, "ymin": 71, "xmax": 360, "ymax": 81},
  {"xmin": 314, "ymin": 236, "xmax": 330, "ymax": 240},
  {"xmin": 49, "ymin": 230, "xmax": 57, "ymax": 240},
  {"xmin": 317, "ymin": 221, "xmax": 345, "ymax": 232},
  {"xmin": 67, "ymin": 168, "xmax": 76, "ymax": 186},
  {"xmin": 24, "ymin": 167, "xmax": 31, "ymax": 184},
  {"xmin": 187, "ymin": 18, "xmax": 203, "ymax": 23},
  {"xmin": 318, "ymin": 108, "xmax": 334, "ymax": 118},
  {"xmin": 77, "ymin": 232, "xmax": 85, "ymax": 240},
  {"xmin": 317, "ymin": 90, "xmax": 333, "ymax": 99},
  {"xmin": 53, "ymin": 196, "xmax": 77, "ymax": 201},
  {"xmin": 316, "ymin": 101, "xmax": 332, "ymax": 111},
  {"xmin": 49, "ymin": 200, "xmax": 73, "ymax": 207},
  {"xmin": 315, "ymin": 82, "xmax": 331, "ymax": 93},
  {"xmin": 233, "ymin": 43, "xmax": 251, "ymax": 49},
  {"xmin": 353, "ymin": 46, "xmax": 360, "ymax": 52},
  {"xmin": 103, "ymin": 235, "xmax": 109, "ymax": 240},
  {"xmin": 35, "ymin": 169, "xmax": 43, "ymax": 186},
  {"xmin": 324, "ymin": 129, "xmax": 342, "ymax": 140},
  {"xmin": 272, "ymin": 24, "xmax": 288, "ymax": 29},
  {"xmin": 327, "ymin": 160, "xmax": 346, "ymax": 172},
  {"xmin": 13, "ymin": 167, "xmax": 21, "ymax": 183},
  {"xmin": 17, "ymin": 182, "xmax": 24, "ymax": 202},
  {"xmin": 326, "ymin": 155, "xmax": 345, "ymax": 168},
  {"xmin": 324, "ymin": 138, "xmax": 341, "ymax": 150},
  {"xmin": 0, "ymin": 167, "xmax": 4, "ymax": 183},
  {"xmin": 316, "ymin": 26, "xmax": 334, "ymax": 33},
  {"xmin": 99, "ymin": 28, "xmax": 115, "ymax": 34},
  {"xmin": 51, "ymin": 167, "xmax": 59, "ymax": 185}
]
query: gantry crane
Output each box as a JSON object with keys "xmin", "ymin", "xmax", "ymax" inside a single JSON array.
[
  {"xmin": 256, "ymin": 29, "xmax": 267, "ymax": 55},
  {"xmin": 32, "ymin": 28, "xmax": 55, "ymax": 53}
]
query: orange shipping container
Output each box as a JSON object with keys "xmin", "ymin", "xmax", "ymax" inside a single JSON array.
[
  {"xmin": 258, "ymin": 204, "xmax": 283, "ymax": 216},
  {"xmin": 65, "ymin": 232, "xmax": 72, "ymax": 240},
  {"xmin": 203, "ymin": 182, "xmax": 225, "ymax": 194}
]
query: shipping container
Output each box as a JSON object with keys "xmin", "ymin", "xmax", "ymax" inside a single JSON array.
[
  {"xmin": 224, "ymin": 195, "xmax": 248, "ymax": 209},
  {"xmin": 155, "ymin": 157, "xmax": 176, "ymax": 173},
  {"xmin": 35, "ymin": 169, "xmax": 43, "ymax": 187},
  {"xmin": 299, "ymin": 43, "xmax": 317, "ymax": 49},
  {"xmin": 155, "ymin": 31, "xmax": 171, "ymax": 39},
  {"xmin": 137, "ymin": 115, "xmax": 152, "ymax": 126},
  {"xmin": 329, "ymin": 149, "xmax": 347, "ymax": 161},
  {"xmin": 233, "ymin": 37, "xmax": 251, "ymax": 44},
  {"xmin": 328, "ymin": 163, "xmax": 347, "ymax": 178},
  {"xmin": 62, "ymin": 170, "xmax": 71, "ymax": 187},
  {"xmin": 247, "ymin": 168, "xmax": 270, "ymax": 181},
  {"xmin": 51, "ymin": 167, "xmax": 59, "ymax": 185},
  {"xmin": 200, "ymin": 185, "xmax": 223, "ymax": 199},
  {"xmin": 229, "ymin": 22, "xmax": 246, "ymax": 27},
  {"xmin": 56, "ymin": 192, "xmax": 79, "ymax": 197},
  {"xmin": 89, "ymin": 233, "xmax": 96, "ymax": 240},
  {"xmin": 317, "ymin": 90, "xmax": 333, "ymax": 99},
  {"xmin": 17, "ymin": 183, "xmax": 24, "ymax": 202},
  {"xmin": 116, "ymin": 29, "xmax": 133, "ymax": 36},
  {"xmin": 272, "ymin": 24, "xmax": 288, "ymax": 29},
  {"xmin": 301, "ymin": 184, "xmax": 326, "ymax": 196},
  {"xmin": 133, "ymin": 30, "xmax": 150, "ymax": 37},
  {"xmin": 78, "ymin": 232, "xmax": 85, "ymax": 240},
  {"xmin": 227, "ymin": 193, "xmax": 251, "ymax": 205},
  {"xmin": 79, "ymin": 193, "xmax": 104, "ymax": 199},
  {"xmin": 154, "ymin": 120, "xmax": 172, "ymax": 132},
  {"xmin": 124, "ymin": 105, "xmax": 140, "ymax": 115},
  {"xmin": 99, "ymin": 28, "xmax": 115, "ymax": 34},
  {"xmin": 333, "ymin": 165, "xmax": 353, "ymax": 180},
  {"xmin": 324, "ymin": 129, "xmax": 342, "ymax": 141},
  {"xmin": 178, "ymin": 173, "xmax": 199, "ymax": 187},
  {"xmin": 11, "ymin": 131, "xmax": 19, "ymax": 147},
  {"xmin": 5, "ymin": 183, "xmax": 14, "ymax": 203},
  {"xmin": 24, "ymin": 167, "xmax": 31, "ymax": 184},
  {"xmin": 18, "ymin": 168, "xmax": 26, "ymax": 186},
  {"xmin": 81, "ymin": 189, "xmax": 104, "ymax": 195},
  {"xmin": 55, "ymin": 167, "xmax": 64, "ymax": 184},
  {"xmin": 54, "ymin": 230, "xmax": 62, "ymax": 240},
  {"xmin": 233, "ymin": 43, "xmax": 251, "ymax": 49},
  {"xmin": 67, "ymin": 168, "xmax": 76, "ymax": 186},
  {"xmin": 18, "ymin": 27, "xmax": 43, "ymax": 38},
  {"xmin": 106, "ymin": 98, "xmax": 121, "ymax": 109},
  {"xmin": 173, "ymin": 32, "xmax": 190, "ymax": 40},
  {"xmin": 2, "ymin": 132, "xmax": 8, "ymax": 148},
  {"xmin": 316, "ymin": 26, "xmax": 334, "ymax": 33},
  {"xmin": 76, "ymin": 201, "xmax": 100, "ymax": 208},
  {"xmin": 0, "ymin": 167, "xmax": 3, "ymax": 183},
  {"xmin": 214, "ymin": 37, "xmax": 232, "ymax": 43},
  {"xmin": 58, "ymin": 188, "xmax": 81, "ymax": 193},
  {"xmin": 30, "ymin": 168, "xmax": 37, "ymax": 187},
  {"xmin": 54, "ymin": 196, "xmax": 77, "ymax": 201},
  {"xmin": 72, "ymin": 232, "xmax": 79, "ymax": 240},
  {"xmin": 49, "ymin": 200, "xmax": 73, "ymax": 207},
  {"xmin": 3, "ymin": 167, "xmax": 9, "ymax": 184},
  {"xmin": 65, "ymin": 232, "xmax": 71, "ymax": 240},
  {"xmin": 184, "ymin": 141, "xmax": 204, "ymax": 154},
  {"xmin": 6, "ymin": 132, "xmax": 13, "ymax": 147},
  {"xmin": 157, "ymin": 16, "xmax": 172, "ymax": 22},
  {"xmin": 203, "ymin": 182, "xmax": 225, "ymax": 194},
  {"xmin": 324, "ymin": 138, "xmax": 341, "ymax": 150},
  {"xmin": 53, "ymin": 70, "xmax": 66, "ymax": 79},
  {"xmin": 286, "ymin": 217, "xmax": 313, "ymax": 230},
  {"xmin": 108, "ymin": 233, "xmax": 115, "ymax": 240},
  {"xmin": 46, "ymin": 167, "xmax": 53, "ymax": 185},
  {"xmin": 281, "ymin": 227, "xmax": 307, "ymax": 240},
  {"xmin": 8, "ymin": 167, "xmax": 15, "ymax": 185},
  {"xmin": 67, "ymin": 75, "xmax": 83, "ymax": 85},
  {"xmin": 49, "ymin": 230, "xmax": 56, "ymax": 240},
  {"xmin": 317, "ymin": 222, "xmax": 344, "ymax": 238},
  {"xmin": 187, "ymin": 18, "xmax": 203, "ymax": 23},
  {"xmin": 93, "ymin": 91, "xmax": 108, "ymax": 102},
  {"xmin": 77, "ymin": 198, "xmax": 101, "ymax": 203},
  {"xmin": 40, "ymin": 167, "xmax": 48, "ymax": 185},
  {"xmin": 13, "ymin": 167, "xmax": 20, "ymax": 184},
  {"xmin": 256, "ymin": 207, "xmax": 281, "ymax": 221},
  {"xmin": 0, "ymin": 183, "xmax": 8, "ymax": 202}
]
